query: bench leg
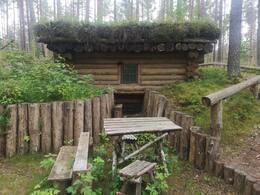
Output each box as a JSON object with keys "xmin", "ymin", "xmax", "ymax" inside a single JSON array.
[{"xmin": 136, "ymin": 183, "xmax": 142, "ymax": 195}]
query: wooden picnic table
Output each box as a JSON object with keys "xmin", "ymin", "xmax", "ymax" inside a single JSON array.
[{"xmin": 104, "ymin": 117, "xmax": 182, "ymax": 172}]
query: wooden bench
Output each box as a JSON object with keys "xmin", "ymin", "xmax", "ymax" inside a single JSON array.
[
  {"xmin": 73, "ymin": 132, "xmax": 90, "ymax": 175},
  {"xmin": 119, "ymin": 160, "xmax": 157, "ymax": 195},
  {"xmin": 48, "ymin": 132, "xmax": 90, "ymax": 194},
  {"xmin": 48, "ymin": 146, "xmax": 77, "ymax": 194}
]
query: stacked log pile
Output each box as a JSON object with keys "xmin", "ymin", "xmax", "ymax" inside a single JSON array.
[{"xmin": 0, "ymin": 92, "xmax": 114, "ymax": 157}]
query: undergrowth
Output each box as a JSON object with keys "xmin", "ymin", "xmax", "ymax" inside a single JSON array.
[
  {"xmin": 0, "ymin": 50, "xmax": 108, "ymax": 105},
  {"xmin": 161, "ymin": 67, "xmax": 260, "ymax": 145}
]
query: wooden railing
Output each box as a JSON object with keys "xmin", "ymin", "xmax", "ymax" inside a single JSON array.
[
  {"xmin": 199, "ymin": 62, "xmax": 260, "ymax": 72},
  {"xmin": 202, "ymin": 76, "xmax": 260, "ymax": 138}
]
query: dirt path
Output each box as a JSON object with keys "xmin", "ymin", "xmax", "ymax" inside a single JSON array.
[{"xmin": 220, "ymin": 127, "xmax": 260, "ymax": 180}]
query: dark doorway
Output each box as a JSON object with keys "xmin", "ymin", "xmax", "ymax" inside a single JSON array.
[{"xmin": 115, "ymin": 93, "xmax": 144, "ymax": 116}]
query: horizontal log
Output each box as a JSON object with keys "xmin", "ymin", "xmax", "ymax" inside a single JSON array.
[
  {"xmin": 93, "ymin": 75, "xmax": 118, "ymax": 81},
  {"xmin": 141, "ymin": 68, "xmax": 186, "ymax": 75},
  {"xmin": 202, "ymin": 76, "xmax": 260, "ymax": 106},
  {"xmin": 141, "ymin": 64, "xmax": 185, "ymax": 69},
  {"xmin": 77, "ymin": 69, "xmax": 118, "ymax": 75},
  {"xmin": 94, "ymin": 80, "xmax": 119, "ymax": 85},
  {"xmin": 141, "ymin": 75, "xmax": 186, "ymax": 81},
  {"xmin": 74, "ymin": 64, "xmax": 118, "ymax": 69},
  {"xmin": 141, "ymin": 78, "xmax": 185, "ymax": 86}
]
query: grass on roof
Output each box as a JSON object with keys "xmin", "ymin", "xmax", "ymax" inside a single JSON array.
[
  {"xmin": 34, "ymin": 20, "xmax": 220, "ymax": 44},
  {"xmin": 161, "ymin": 67, "xmax": 260, "ymax": 145}
]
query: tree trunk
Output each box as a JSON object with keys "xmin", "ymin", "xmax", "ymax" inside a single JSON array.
[
  {"xmin": 77, "ymin": 0, "xmax": 80, "ymax": 20},
  {"xmin": 27, "ymin": 0, "xmax": 37, "ymax": 52},
  {"xmin": 6, "ymin": 0, "xmax": 9, "ymax": 40},
  {"xmin": 217, "ymin": 0, "xmax": 223, "ymax": 62},
  {"xmin": 257, "ymin": 0, "xmax": 260, "ymax": 66},
  {"xmin": 85, "ymin": 0, "xmax": 90, "ymax": 21},
  {"xmin": 57, "ymin": 0, "xmax": 62, "ymax": 19},
  {"xmin": 97, "ymin": 0, "xmax": 103, "ymax": 23},
  {"xmin": 200, "ymin": 0, "xmax": 206, "ymax": 18},
  {"xmin": 18, "ymin": 0, "xmax": 26, "ymax": 50},
  {"xmin": 189, "ymin": 0, "xmax": 194, "ymax": 20},
  {"xmin": 114, "ymin": 0, "xmax": 117, "ymax": 21},
  {"xmin": 136, "ymin": 0, "xmax": 139, "ymax": 21},
  {"xmin": 53, "ymin": 0, "xmax": 56, "ymax": 19},
  {"xmin": 227, "ymin": 0, "xmax": 243, "ymax": 79},
  {"xmin": 158, "ymin": 0, "xmax": 165, "ymax": 21},
  {"xmin": 13, "ymin": 0, "xmax": 16, "ymax": 41}
]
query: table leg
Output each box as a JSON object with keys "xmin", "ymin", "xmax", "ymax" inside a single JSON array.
[
  {"xmin": 158, "ymin": 133, "xmax": 169, "ymax": 175},
  {"xmin": 112, "ymin": 137, "xmax": 119, "ymax": 174}
]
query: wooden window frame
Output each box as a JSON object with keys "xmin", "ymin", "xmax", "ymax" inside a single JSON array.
[{"xmin": 119, "ymin": 63, "xmax": 140, "ymax": 84}]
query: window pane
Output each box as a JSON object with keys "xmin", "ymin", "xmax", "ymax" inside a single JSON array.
[{"xmin": 121, "ymin": 64, "xmax": 138, "ymax": 84}]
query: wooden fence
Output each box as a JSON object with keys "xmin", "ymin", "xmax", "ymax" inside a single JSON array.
[
  {"xmin": 199, "ymin": 62, "xmax": 260, "ymax": 72},
  {"xmin": 0, "ymin": 92, "xmax": 114, "ymax": 158},
  {"xmin": 143, "ymin": 90, "xmax": 260, "ymax": 194}
]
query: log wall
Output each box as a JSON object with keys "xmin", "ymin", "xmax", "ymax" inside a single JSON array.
[
  {"xmin": 143, "ymin": 90, "xmax": 260, "ymax": 195},
  {"xmin": 71, "ymin": 52, "xmax": 203, "ymax": 92},
  {"xmin": 0, "ymin": 92, "xmax": 114, "ymax": 157}
]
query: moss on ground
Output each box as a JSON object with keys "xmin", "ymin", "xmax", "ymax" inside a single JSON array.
[{"xmin": 161, "ymin": 67, "xmax": 260, "ymax": 145}]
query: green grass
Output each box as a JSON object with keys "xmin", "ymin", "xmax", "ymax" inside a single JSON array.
[
  {"xmin": 161, "ymin": 67, "xmax": 260, "ymax": 145},
  {"xmin": 0, "ymin": 154, "xmax": 48, "ymax": 195}
]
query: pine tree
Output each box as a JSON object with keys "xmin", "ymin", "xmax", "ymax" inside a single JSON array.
[
  {"xmin": 227, "ymin": 0, "xmax": 243, "ymax": 79},
  {"xmin": 245, "ymin": 0, "xmax": 257, "ymax": 66},
  {"xmin": 217, "ymin": 0, "xmax": 223, "ymax": 62},
  {"xmin": 18, "ymin": 0, "xmax": 26, "ymax": 50},
  {"xmin": 257, "ymin": 0, "xmax": 260, "ymax": 67}
]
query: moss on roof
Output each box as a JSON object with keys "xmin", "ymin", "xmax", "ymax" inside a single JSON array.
[{"xmin": 34, "ymin": 20, "xmax": 220, "ymax": 44}]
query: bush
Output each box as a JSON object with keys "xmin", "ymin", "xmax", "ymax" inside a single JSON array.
[{"xmin": 0, "ymin": 50, "xmax": 107, "ymax": 104}]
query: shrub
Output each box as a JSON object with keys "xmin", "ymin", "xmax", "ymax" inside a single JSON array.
[{"xmin": 0, "ymin": 50, "xmax": 107, "ymax": 104}]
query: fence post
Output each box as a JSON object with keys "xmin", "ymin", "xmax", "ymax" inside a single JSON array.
[
  {"xmin": 210, "ymin": 101, "xmax": 223, "ymax": 137},
  {"xmin": 114, "ymin": 104, "xmax": 123, "ymax": 118}
]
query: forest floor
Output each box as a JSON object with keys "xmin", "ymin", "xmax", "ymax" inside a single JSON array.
[
  {"xmin": 167, "ymin": 161, "xmax": 237, "ymax": 195},
  {"xmin": 220, "ymin": 126, "xmax": 260, "ymax": 180}
]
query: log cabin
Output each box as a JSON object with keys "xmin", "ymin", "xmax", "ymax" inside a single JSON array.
[{"xmin": 35, "ymin": 21, "xmax": 220, "ymax": 114}]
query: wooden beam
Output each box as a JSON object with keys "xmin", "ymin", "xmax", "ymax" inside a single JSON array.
[{"xmin": 202, "ymin": 76, "xmax": 260, "ymax": 106}]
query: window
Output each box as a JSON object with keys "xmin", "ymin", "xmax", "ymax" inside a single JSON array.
[{"xmin": 121, "ymin": 64, "xmax": 138, "ymax": 84}]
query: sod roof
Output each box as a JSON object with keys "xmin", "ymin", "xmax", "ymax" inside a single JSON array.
[{"xmin": 35, "ymin": 21, "xmax": 220, "ymax": 54}]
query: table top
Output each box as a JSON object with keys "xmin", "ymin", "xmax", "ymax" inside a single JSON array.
[{"xmin": 104, "ymin": 117, "xmax": 182, "ymax": 136}]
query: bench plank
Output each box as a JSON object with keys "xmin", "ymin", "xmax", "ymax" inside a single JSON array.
[
  {"xmin": 48, "ymin": 146, "xmax": 77, "ymax": 181},
  {"xmin": 73, "ymin": 132, "xmax": 90, "ymax": 173},
  {"xmin": 119, "ymin": 160, "xmax": 157, "ymax": 178}
]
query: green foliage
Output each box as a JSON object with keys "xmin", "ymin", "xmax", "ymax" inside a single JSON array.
[
  {"xmin": 144, "ymin": 166, "xmax": 169, "ymax": 195},
  {"xmin": 40, "ymin": 154, "xmax": 57, "ymax": 170},
  {"xmin": 66, "ymin": 172, "xmax": 99, "ymax": 195},
  {"xmin": 0, "ymin": 50, "xmax": 106, "ymax": 104},
  {"xmin": 34, "ymin": 20, "xmax": 220, "ymax": 45},
  {"xmin": 30, "ymin": 177, "xmax": 60, "ymax": 195},
  {"xmin": 161, "ymin": 67, "xmax": 260, "ymax": 145}
]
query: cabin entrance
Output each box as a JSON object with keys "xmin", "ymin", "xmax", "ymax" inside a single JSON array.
[{"xmin": 114, "ymin": 93, "xmax": 144, "ymax": 116}]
